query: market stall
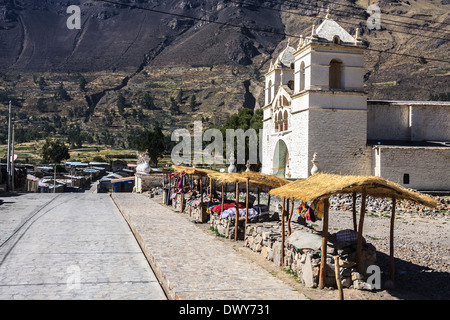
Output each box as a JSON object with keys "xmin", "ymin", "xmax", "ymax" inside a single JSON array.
[
  {"xmin": 171, "ymin": 165, "xmax": 217, "ymax": 222},
  {"xmin": 207, "ymin": 171, "xmax": 290, "ymax": 240},
  {"xmin": 269, "ymin": 173, "xmax": 438, "ymax": 290}
]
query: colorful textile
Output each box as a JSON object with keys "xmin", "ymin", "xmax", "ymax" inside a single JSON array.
[
  {"xmin": 297, "ymin": 202, "xmax": 309, "ymax": 214},
  {"xmin": 297, "ymin": 202, "xmax": 315, "ymax": 222},
  {"xmin": 211, "ymin": 202, "xmax": 245, "ymax": 214},
  {"xmin": 336, "ymin": 229, "xmax": 358, "ymax": 243},
  {"xmin": 314, "ymin": 200, "xmax": 324, "ymax": 219},
  {"xmin": 220, "ymin": 207, "xmax": 259, "ymax": 220},
  {"xmin": 253, "ymin": 205, "xmax": 269, "ymax": 215}
]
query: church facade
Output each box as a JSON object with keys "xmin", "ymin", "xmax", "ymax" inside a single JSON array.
[{"xmin": 261, "ymin": 16, "xmax": 450, "ymax": 191}]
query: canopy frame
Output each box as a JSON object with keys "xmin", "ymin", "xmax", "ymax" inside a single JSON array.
[{"xmin": 269, "ymin": 173, "xmax": 437, "ymax": 288}]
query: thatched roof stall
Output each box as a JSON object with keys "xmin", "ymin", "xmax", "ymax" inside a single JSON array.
[
  {"xmin": 208, "ymin": 172, "xmax": 270, "ymax": 241},
  {"xmin": 269, "ymin": 173, "xmax": 437, "ymax": 207},
  {"xmin": 207, "ymin": 171, "xmax": 292, "ymax": 241},
  {"xmin": 172, "ymin": 165, "xmax": 216, "ymax": 177},
  {"xmin": 239, "ymin": 172, "xmax": 292, "ymax": 252},
  {"xmin": 269, "ymin": 173, "xmax": 437, "ymax": 289},
  {"xmin": 171, "ymin": 166, "xmax": 217, "ymax": 215},
  {"xmin": 240, "ymin": 171, "xmax": 290, "ymax": 189}
]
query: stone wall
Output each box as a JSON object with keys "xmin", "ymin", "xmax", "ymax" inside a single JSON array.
[
  {"xmin": 209, "ymin": 208, "xmax": 278, "ymax": 240},
  {"xmin": 244, "ymin": 221, "xmax": 377, "ymax": 290},
  {"xmin": 375, "ymin": 146, "xmax": 450, "ymax": 190},
  {"xmin": 308, "ymin": 108, "xmax": 371, "ymax": 176},
  {"xmin": 367, "ymin": 102, "xmax": 450, "ymax": 142},
  {"xmin": 209, "ymin": 213, "xmax": 245, "ymax": 240}
]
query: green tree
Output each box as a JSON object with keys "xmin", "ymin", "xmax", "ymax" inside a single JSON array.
[
  {"xmin": 140, "ymin": 92, "xmax": 156, "ymax": 110},
  {"xmin": 169, "ymin": 97, "xmax": 180, "ymax": 114},
  {"xmin": 117, "ymin": 92, "xmax": 126, "ymax": 115},
  {"xmin": 41, "ymin": 139, "xmax": 70, "ymax": 193},
  {"xmin": 189, "ymin": 94, "xmax": 197, "ymax": 111},
  {"xmin": 128, "ymin": 126, "xmax": 166, "ymax": 167},
  {"xmin": 36, "ymin": 98, "xmax": 47, "ymax": 113},
  {"xmin": 67, "ymin": 126, "xmax": 84, "ymax": 148},
  {"xmin": 56, "ymin": 83, "xmax": 70, "ymax": 101},
  {"xmin": 213, "ymin": 108, "xmax": 263, "ymax": 171},
  {"xmin": 42, "ymin": 139, "xmax": 70, "ymax": 164},
  {"xmin": 79, "ymin": 76, "xmax": 88, "ymax": 92},
  {"xmin": 176, "ymin": 89, "xmax": 183, "ymax": 104},
  {"xmin": 37, "ymin": 77, "xmax": 46, "ymax": 90},
  {"xmin": 146, "ymin": 126, "xmax": 165, "ymax": 167}
]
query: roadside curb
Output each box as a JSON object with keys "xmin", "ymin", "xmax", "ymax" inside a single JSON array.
[{"xmin": 110, "ymin": 193, "xmax": 173, "ymax": 300}]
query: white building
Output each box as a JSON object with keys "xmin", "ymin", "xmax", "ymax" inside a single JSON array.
[{"xmin": 261, "ymin": 15, "xmax": 450, "ymax": 191}]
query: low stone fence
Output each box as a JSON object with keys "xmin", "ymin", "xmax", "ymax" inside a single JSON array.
[
  {"xmin": 209, "ymin": 209, "xmax": 279, "ymax": 240},
  {"xmin": 244, "ymin": 221, "xmax": 377, "ymax": 290}
]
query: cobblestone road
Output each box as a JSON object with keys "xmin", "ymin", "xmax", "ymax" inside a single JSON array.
[
  {"xmin": 112, "ymin": 193, "xmax": 307, "ymax": 300},
  {"xmin": 0, "ymin": 193, "xmax": 166, "ymax": 300}
]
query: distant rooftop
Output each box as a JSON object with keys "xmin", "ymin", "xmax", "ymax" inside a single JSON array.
[
  {"xmin": 368, "ymin": 100, "xmax": 450, "ymax": 106},
  {"xmin": 368, "ymin": 140, "xmax": 450, "ymax": 148}
]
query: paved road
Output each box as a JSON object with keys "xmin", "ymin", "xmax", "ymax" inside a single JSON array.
[
  {"xmin": 0, "ymin": 193, "xmax": 166, "ymax": 300},
  {"xmin": 112, "ymin": 193, "xmax": 307, "ymax": 300}
]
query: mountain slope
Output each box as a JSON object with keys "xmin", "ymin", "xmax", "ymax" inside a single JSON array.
[{"xmin": 0, "ymin": 0, "xmax": 448, "ymax": 151}]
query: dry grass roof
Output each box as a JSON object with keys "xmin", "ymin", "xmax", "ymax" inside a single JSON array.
[
  {"xmin": 207, "ymin": 172, "xmax": 264, "ymax": 188},
  {"xmin": 240, "ymin": 171, "xmax": 290, "ymax": 189},
  {"xmin": 207, "ymin": 171, "xmax": 291, "ymax": 190},
  {"xmin": 269, "ymin": 173, "xmax": 438, "ymax": 208},
  {"xmin": 171, "ymin": 165, "xmax": 216, "ymax": 177}
]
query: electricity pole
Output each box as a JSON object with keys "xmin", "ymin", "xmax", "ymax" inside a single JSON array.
[
  {"xmin": 6, "ymin": 101, "xmax": 12, "ymax": 192},
  {"xmin": 11, "ymin": 124, "xmax": 15, "ymax": 192}
]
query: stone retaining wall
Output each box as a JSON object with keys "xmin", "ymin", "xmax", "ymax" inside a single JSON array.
[{"xmin": 244, "ymin": 221, "xmax": 377, "ymax": 290}]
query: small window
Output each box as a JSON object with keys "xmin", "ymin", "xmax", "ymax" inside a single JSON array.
[
  {"xmin": 267, "ymin": 80, "xmax": 273, "ymax": 104},
  {"xmin": 287, "ymin": 80, "xmax": 294, "ymax": 90},
  {"xmin": 403, "ymin": 174, "xmax": 410, "ymax": 185},
  {"xmin": 329, "ymin": 59, "xmax": 343, "ymax": 89},
  {"xmin": 333, "ymin": 35, "xmax": 340, "ymax": 44},
  {"xmin": 300, "ymin": 61, "xmax": 305, "ymax": 91}
]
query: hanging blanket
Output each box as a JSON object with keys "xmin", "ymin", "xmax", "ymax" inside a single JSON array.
[
  {"xmin": 211, "ymin": 202, "xmax": 245, "ymax": 214},
  {"xmin": 220, "ymin": 207, "xmax": 259, "ymax": 220}
]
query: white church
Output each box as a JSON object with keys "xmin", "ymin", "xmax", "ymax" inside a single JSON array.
[{"xmin": 261, "ymin": 14, "xmax": 450, "ymax": 191}]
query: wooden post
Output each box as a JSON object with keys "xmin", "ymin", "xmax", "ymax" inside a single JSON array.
[
  {"xmin": 281, "ymin": 197, "xmax": 286, "ymax": 267},
  {"xmin": 267, "ymin": 194, "xmax": 271, "ymax": 209},
  {"xmin": 356, "ymin": 189, "xmax": 367, "ymax": 274},
  {"xmin": 352, "ymin": 191, "xmax": 357, "ymax": 231},
  {"xmin": 221, "ymin": 183, "xmax": 224, "ymax": 213},
  {"xmin": 390, "ymin": 197, "xmax": 396, "ymax": 283},
  {"xmin": 234, "ymin": 182, "xmax": 239, "ymax": 241},
  {"xmin": 209, "ymin": 176, "xmax": 212, "ymax": 200},
  {"xmin": 319, "ymin": 198, "xmax": 329, "ymax": 289},
  {"xmin": 287, "ymin": 199, "xmax": 294, "ymax": 236},
  {"xmin": 169, "ymin": 174, "xmax": 171, "ymax": 189},
  {"xmin": 244, "ymin": 178, "xmax": 249, "ymax": 240},
  {"xmin": 257, "ymin": 188, "xmax": 260, "ymax": 206},
  {"xmin": 334, "ymin": 255, "xmax": 344, "ymax": 300},
  {"xmin": 168, "ymin": 174, "xmax": 172, "ymax": 206},
  {"xmin": 200, "ymin": 177, "xmax": 203, "ymax": 220},
  {"xmin": 181, "ymin": 193, "xmax": 184, "ymax": 212}
]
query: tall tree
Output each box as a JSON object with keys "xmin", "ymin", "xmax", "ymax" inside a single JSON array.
[
  {"xmin": 41, "ymin": 139, "xmax": 70, "ymax": 193},
  {"xmin": 56, "ymin": 83, "xmax": 70, "ymax": 101},
  {"xmin": 42, "ymin": 139, "xmax": 70, "ymax": 164},
  {"xmin": 117, "ymin": 92, "xmax": 126, "ymax": 115},
  {"xmin": 129, "ymin": 126, "xmax": 166, "ymax": 167},
  {"xmin": 189, "ymin": 94, "xmax": 197, "ymax": 111}
]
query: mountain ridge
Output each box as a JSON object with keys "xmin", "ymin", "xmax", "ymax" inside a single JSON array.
[{"xmin": 0, "ymin": 0, "xmax": 448, "ymax": 149}]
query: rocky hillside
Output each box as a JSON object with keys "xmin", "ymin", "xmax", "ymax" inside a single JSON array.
[{"xmin": 0, "ymin": 0, "xmax": 448, "ymax": 148}]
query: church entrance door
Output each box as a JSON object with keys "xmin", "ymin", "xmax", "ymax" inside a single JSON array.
[{"xmin": 273, "ymin": 139, "xmax": 289, "ymax": 178}]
